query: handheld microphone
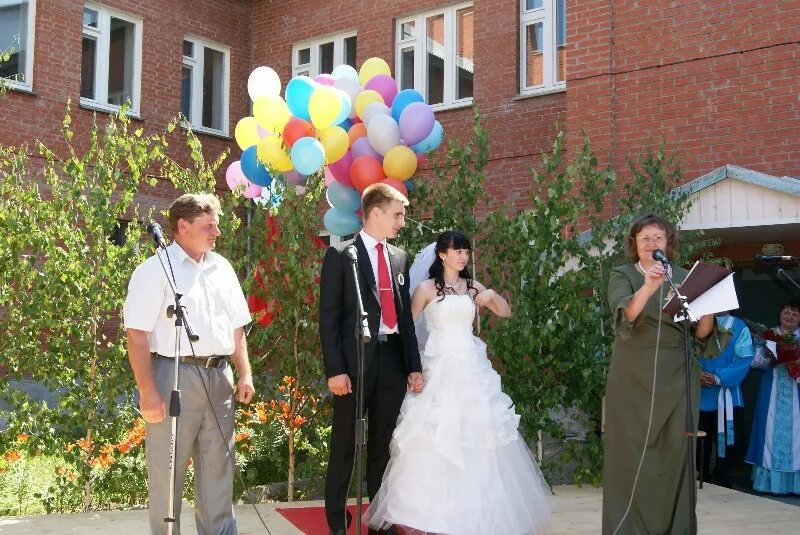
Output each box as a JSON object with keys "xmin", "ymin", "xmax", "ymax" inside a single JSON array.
[
  {"xmin": 652, "ymin": 249, "xmax": 670, "ymax": 266},
  {"xmin": 147, "ymin": 221, "xmax": 167, "ymax": 249},
  {"xmin": 755, "ymin": 254, "xmax": 796, "ymax": 264},
  {"xmin": 344, "ymin": 244, "xmax": 358, "ymax": 263}
]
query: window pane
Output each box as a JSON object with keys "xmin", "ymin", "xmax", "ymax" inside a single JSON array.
[
  {"xmin": 556, "ymin": 0, "xmax": 567, "ymax": 82},
  {"xmin": 202, "ymin": 47, "xmax": 225, "ymax": 130},
  {"xmin": 344, "ymin": 36, "xmax": 357, "ymax": 68},
  {"xmin": 400, "ymin": 20, "xmax": 415, "ymax": 41},
  {"xmin": 183, "ymin": 40, "xmax": 194, "ymax": 58},
  {"xmin": 107, "ymin": 17, "xmax": 135, "ymax": 106},
  {"xmin": 400, "ymin": 47, "xmax": 414, "ymax": 90},
  {"xmin": 456, "ymin": 8, "xmax": 473, "ymax": 100},
  {"xmin": 80, "ymin": 36, "xmax": 97, "ymax": 99},
  {"xmin": 425, "ymin": 13, "xmax": 444, "ymax": 105},
  {"xmin": 297, "ymin": 47, "xmax": 310, "ymax": 65},
  {"xmin": 181, "ymin": 65, "xmax": 192, "ymax": 119},
  {"xmin": 525, "ymin": 0, "xmax": 543, "ymax": 10},
  {"xmin": 319, "ymin": 41, "xmax": 334, "ymax": 74},
  {"xmin": 0, "ymin": 1, "xmax": 28, "ymax": 82},
  {"xmin": 525, "ymin": 22, "xmax": 544, "ymax": 87},
  {"xmin": 83, "ymin": 7, "xmax": 98, "ymax": 28}
]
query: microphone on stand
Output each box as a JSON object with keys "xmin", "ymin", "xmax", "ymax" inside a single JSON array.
[
  {"xmin": 344, "ymin": 244, "xmax": 358, "ymax": 263},
  {"xmin": 755, "ymin": 254, "xmax": 796, "ymax": 264},
  {"xmin": 652, "ymin": 249, "xmax": 670, "ymax": 267},
  {"xmin": 147, "ymin": 221, "xmax": 167, "ymax": 249}
]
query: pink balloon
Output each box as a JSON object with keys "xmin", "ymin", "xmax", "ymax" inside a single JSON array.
[
  {"xmin": 314, "ymin": 74, "xmax": 336, "ymax": 86},
  {"xmin": 257, "ymin": 125, "xmax": 270, "ymax": 139},
  {"xmin": 352, "ymin": 137, "xmax": 382, "ymax": 161},
  {"xmin": 365, "ymin": 74, "xmax": 398, "ymax": 107},
  {"xmin": 243, "ymin": 182, "xmax": 263, "ymax": 199},
  {"xmin": 283, "ymin": 169, "xmax": 306, "ymax": 186},
  {"xmin": 226, "ymin": 161, "xmax": 249, "ymax": 190},
  {"xmin": 328, "ymin": 149, "xmax": 353, "ymax": 187},
  {"xmin": 324, "ymin": 166, "xmax": 338, "ymax": 187}
]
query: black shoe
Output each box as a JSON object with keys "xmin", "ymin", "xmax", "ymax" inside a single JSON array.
[{"xmin": 329, "ymin": 530, "xmax": 346, "ymax": 535}]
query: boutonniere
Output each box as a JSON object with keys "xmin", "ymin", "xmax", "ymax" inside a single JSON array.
[{"xmin": 397, "ymin": 273, "xmax": 405, "ymax": 286}]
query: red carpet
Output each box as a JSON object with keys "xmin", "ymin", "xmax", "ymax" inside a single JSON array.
[{"xmin": 275, "ymin": 504, "xmax": 368, "ymax": 535}]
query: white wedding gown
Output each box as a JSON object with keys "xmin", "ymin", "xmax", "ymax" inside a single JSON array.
[{"xmin": 365, "ymin": 294, "xmax": 553, "ymax": 535}]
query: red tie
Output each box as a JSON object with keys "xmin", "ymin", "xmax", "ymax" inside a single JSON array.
[{"xmin": 375, "ymin": 242, "xmax": 397, "ymax": 329}]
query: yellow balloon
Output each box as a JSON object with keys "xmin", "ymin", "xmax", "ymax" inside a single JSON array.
[
  {"xmin": 253, "ymin": 95, "xmax": 291, "ymax": 134},
  {"xmin": 308, "ymin": 86, "xmax": 342, "ymax": 130},
  {"xmin": 318, "ymin": 126, "xmax": 349, "ymax": 164},
  {"xmin": 257, "ymin": 136, "xmax": 293, "ymax": 173},
  {"xmin": 355, "ymin": 90, "xmax": 384, "ymax": 121},
  {"xmin": 234, "ymin": 117, "xmax": 261, "ymax": 150},
  {"xmin": 382, "ymin": 145, "xmax": 417, "ymax": 181},
  {"xmin": 359, "ymin": 57, "xmax": 391, "ymax": 86}
]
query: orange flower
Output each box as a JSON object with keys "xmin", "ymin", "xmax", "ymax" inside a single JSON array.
[
  {"xmin": 292, "ymin": 415, "xmax": 307, "ymax": 428},
  {"xmin": 3, "ymin": 450, "xmax": 22, "ymax": 463},
  {"xmin": 66, "ymin": 471, "xmax": 77, "ymax": 481},
  {"xmin": 16, "ymin": 433, "xmax": 30, "ymax": 443},
  {"xmin": 55, "ymin": 465, "xmax": 67, "ymax": 476},
  {"xmin": 76, "ymin": 437, "xmax": 91, "ymax": 452},
  {"xmin": 65, "ymin": 443, "xmax": 76, "ymax": 453},
  {"xmin": 235, "ymin": 431, "xmax": 251, "ymax": 443}
]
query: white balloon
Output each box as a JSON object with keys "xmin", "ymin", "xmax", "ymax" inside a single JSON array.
[
  {"xmin": 331, "ymin": 64, "xmax": 359, "ymax": 80},
  {"xmin": 248, "ymin": 67, "xmax": 281, "ymax": 100},
  {"xmin": 362, "ymin": 102, "xmax": 391, "ymax": 127},
  {"xmin": 333, "ymin": 76, "xmax": 361, "ymax": 119},
  {"xmin": 366, "ymin": 114, "xmax": 401, "ymax": 156}
]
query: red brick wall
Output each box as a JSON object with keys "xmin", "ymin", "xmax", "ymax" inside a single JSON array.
[
  {"xmin": 567, "ymin": 0, "xmax": 800, "ymax": 200},
  {"xmin": 0, "ymin": 0, "xmax": 253, "ymax": 212}
]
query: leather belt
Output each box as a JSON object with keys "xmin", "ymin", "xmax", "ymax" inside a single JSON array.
[
  {"xmin": 377, "ymin": 333, "xmax": 399, "ymax": 343},
  {"xmin": 152, "ymin": 353, "xmax": 228, "ymax": 368}
]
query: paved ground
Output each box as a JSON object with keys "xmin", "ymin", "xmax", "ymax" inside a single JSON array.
[{"xmin": 0, "ymin": 484, "xmax": 797, "ymax": 534}]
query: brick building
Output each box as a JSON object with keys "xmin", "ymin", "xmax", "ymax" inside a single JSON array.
[{"xmin": 2, "ymin": 0, "xmax": 799, "ymax": 294}]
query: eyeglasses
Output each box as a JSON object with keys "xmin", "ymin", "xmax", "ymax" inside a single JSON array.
[{"xmin": 636, "ymin": 235, "xmax": 666, "ymax": 244}]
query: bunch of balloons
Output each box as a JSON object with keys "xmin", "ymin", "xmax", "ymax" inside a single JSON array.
[{"xmin": 227, "ymin": 57, "xmax": 444, "ymax": 236}]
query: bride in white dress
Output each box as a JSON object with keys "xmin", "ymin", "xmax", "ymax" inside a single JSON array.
[{"xmin": 365, "ymin": 231, "xmax": 553, "ymax": 535}]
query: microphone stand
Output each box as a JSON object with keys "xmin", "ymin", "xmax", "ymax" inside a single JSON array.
[
  {"xmin": 152, "ymin": 242, "xmax": 200, "ymax": 535},
  {"xmin": 660, "ymin": 260, "xmax": 698, "ymax": 535},
  {"xmin": 344, "ymin": 247, "xmax": 371, "ymax": 535},
  {"xmin": 776, "ymin": 264, "xmax": 800, "ymax": 294}
]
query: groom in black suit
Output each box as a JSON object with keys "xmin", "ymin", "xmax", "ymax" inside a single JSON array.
[{"xmin": 320, "ymin": 183, "xmax": 423, "ymax": 535}]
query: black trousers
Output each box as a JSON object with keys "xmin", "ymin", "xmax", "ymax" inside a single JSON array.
[
  {"xmin": 697, "ymin": 407, "xmax": 743, "ymax": 488},
  {"xmin": 325, "ymin": 335, "xmax": 407, "ymax": 530}
]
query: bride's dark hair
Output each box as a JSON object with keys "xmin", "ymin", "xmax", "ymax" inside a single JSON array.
[{"xmin": 429, "ymin": 230, "xmax": 476, "ymax": 300}]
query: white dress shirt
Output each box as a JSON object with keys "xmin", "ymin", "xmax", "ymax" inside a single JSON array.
[
  {"xmin": 123, "ymin": 242, "xmax": 251, "ymax": 356},
  {"xmin": 359, "ymin": 230, "xmax": 398, "ymax": 335}
]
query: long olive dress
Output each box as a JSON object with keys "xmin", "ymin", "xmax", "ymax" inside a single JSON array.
[{"xmin": 602, "ymin": 263, "xmax": 728, "ymax": 535}]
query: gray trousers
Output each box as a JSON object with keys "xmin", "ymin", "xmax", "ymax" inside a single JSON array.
[{"xmin": 145, "ymin": 356, "xmax": 237, "ymax": 535}]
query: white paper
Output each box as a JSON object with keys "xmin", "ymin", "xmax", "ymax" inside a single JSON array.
[{"xmin": 674, "ymin": 273, "xmax": 739, "ymax": 322}]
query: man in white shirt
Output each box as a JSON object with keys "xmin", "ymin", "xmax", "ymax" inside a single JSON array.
[{"xmin": 124, "ymin": 193, "xmax": 254, "ymax": 535}]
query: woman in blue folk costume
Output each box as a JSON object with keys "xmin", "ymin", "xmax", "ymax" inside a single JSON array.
[
  {"xmin": 745, "ymin": 300, "xmax": 800, "ymax": 495},
  {"xmin": 696, "ymin": 312, "xmax": 754, "ymax": 487}
]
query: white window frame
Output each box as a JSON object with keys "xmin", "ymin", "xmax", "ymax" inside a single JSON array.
[
  {"xmin": 519, "ymin": 0, "xmax": 566, "ymax": 96},
  {"xmin": 395, "ymin": 2, "xmax": 474, "ymax": 112},
  {"xmin": 80, "ymin": 2, "xmax": 143, "ymax": 115},
  {"xmin": 292, "ymin": 31, "xmax": 356, "ymax": 78},
  {"xmin": 0, "ymin": 0, "xmax": 37, "ymax": 91},
  {"xmin": 181, "ymin": 35, "xmax": 231, "ymax": 136}
]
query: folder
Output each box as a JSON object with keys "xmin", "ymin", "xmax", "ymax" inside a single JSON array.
[{"xmin": 662, "ymin": 261, "xmax": 738, "ymax": 320}]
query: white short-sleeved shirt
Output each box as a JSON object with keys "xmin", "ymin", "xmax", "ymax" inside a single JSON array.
[{"xmin": 123, "ymin": 242, "xmax": 251, "ymax": 357}]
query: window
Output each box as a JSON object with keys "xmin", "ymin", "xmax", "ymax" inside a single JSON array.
[
  {"xmin": 292, "ymin": 32, "xmax": 357, "ymax": 78},
  {"xmin": 80, "ymin": 3, "xmax": 142, "ymax": 114},
  {"xmin": 0, "ymin": 0, "xmax": 36, "ymax": 89},
  {"xmin": 181, "ymin": 36, "xmax": 230, "ymax": 135},
  {"xmin": 395, "ymin": 3, "xmax": 473, "ymax": 110},
  {"xmin": 520, "ymin": 0, "xmax": 566, "ymax": 95}
]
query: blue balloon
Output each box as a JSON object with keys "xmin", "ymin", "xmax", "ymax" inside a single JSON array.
[
  {"xmin": 338, "ymin": 117, "xmax": 353, "ymax": 131},
  {"xmin": 391, "ymin": 89, "xmax": 424, "ymax": 122},
  {"xmin": 326, "ymin": 181, "xmax": 361, "ymax": 212},
  {"xmin": 240, "ymin": 146, "xmax": 272, "ymax": 187},
  {"xmin": 331, "ymin": 64, "xmax": 359, "ymax": 80},
  {"xmin": 285, "ymin": 76, "xmax": 315, "ymax": 121},
  {"xmin": 290, "ymin": 136, "xmax": 326, "ymax": 175},
  {"xmin": 332, "ymin": 91, "xmax": 352, "ymax": 126},
  {"xmin": 324, "ymin": 207, "xmax": 361, "ymax": 236},
  {"xmin": 411, "ymin": 120, "xmax": 443, "ymax": 153},
  {"xmin": 404, "ymin": 179, "xmax": 415, "ymax": 193}
]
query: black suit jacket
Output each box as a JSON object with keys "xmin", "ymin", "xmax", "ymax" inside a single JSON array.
[{"xmin": 319, "ymin": 234, "xmax": 422, "ymax": 379}]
